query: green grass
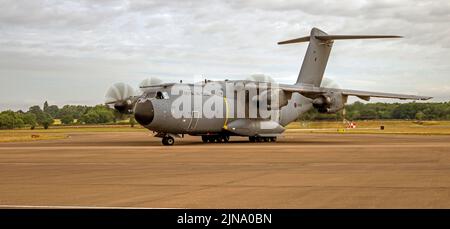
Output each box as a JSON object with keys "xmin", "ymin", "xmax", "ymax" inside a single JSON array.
[
  {"xmin": 0, "ymin": 132, "xmax": 68, "ymax": 142},
  {"xmin": 0, "ymin": 125, "xmax": 145, "ymax": 142},
  {"xmin": 286, "ymin": 120, "xmax": 450, "ymax": 135},
  {"xmin": 2, "ymin": 120, "xmax": 450, "ymax": 142},
  {"xmin": 0, "ymin": 125, "xmax": 146, "ymax": 133}
]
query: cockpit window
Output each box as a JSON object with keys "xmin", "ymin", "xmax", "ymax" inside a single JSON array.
[
  {"xmin": 156, "ymin": 91, "xmax": 163, "ymax": 99},
  {"xmin": 156, "ymin": 91, "xmax": 169, "ymax": 99},
  {"xmin": 162, "ymin": 92, "xmax": 169, "ymax": 99}
]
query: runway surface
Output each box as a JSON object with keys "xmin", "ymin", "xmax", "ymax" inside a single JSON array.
[{"xmin": 1, "ymin": 131, "xmax": 449, "ymax": 208}]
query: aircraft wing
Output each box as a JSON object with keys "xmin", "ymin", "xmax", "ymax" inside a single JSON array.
[
  {"xmin": 279, "ymin": 84, "xmax": 432, "ymax": 101},
  {"xmin": 140, "ymin": 83, "xmax": 177, "ymax": 89},
  {"xmin": 338, "ymin": 88, "xmax": 432, "ymax": 101}
]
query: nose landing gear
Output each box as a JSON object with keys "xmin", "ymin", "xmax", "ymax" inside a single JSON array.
[
  {"xmin": 162, "ymin": 136, "xmax": 175, "ymax": 146},
  {"xmin": 155, "ymin": 133, "xmax": 178, "ymax": 146}
]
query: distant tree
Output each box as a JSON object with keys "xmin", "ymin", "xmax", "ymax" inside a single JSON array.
[
  {"xmin": 0, "ymin": 111, "xmax": 24, "ymax": 129},
  {"xmin": 28, "ymin": 105, "xmax": 42, "ymax": 115},
  {"xmin": 58, "ymin": 105, "xmax": 88, "ymax": 119},
  {"xmin": 28, "ymin": 105, "xmax": 53, "ymax": 129},
  {"xmin": 96, "ymin": 109, "xmax": 115, "ymax": 123},
  {"xmin": 0, "ymin": 112, "xmax": 14, "ymax": 129},
  {"xmin": 415, "ymin": 111, "xmax": 425, "ymax": 120},
  {"xmin": 80, "ymin": 105, "xmax": 114, "ymax": 124},
  {"xmin": 392, "ymin": 103, "xmax": 416, "ymax": 119},
  {"xmin": 60, "ymin": 114, "xmax": 74, "ymax": 125},
  {"xmin": 43, "ymin": 101, "xmax": 49, "ymax": 112},
  {"xmin": 20, "ymin": 113, "xmax": 37, "ymax": 128},
  {"xmin": 359, "ymin": 108, "xmax": 378, "ymax": 120},
  {"xmin": 80, "ymin": 111, "xmax": 100, "ymax": 124},
  {"xmin": 45, "ymin": 105, "xmax": 59, "ymax": 118},
  {"xmin": 40, "ymin": 113, "xmax": 53, "ymax": 129}
]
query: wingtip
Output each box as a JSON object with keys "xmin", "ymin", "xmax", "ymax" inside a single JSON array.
[{"xmin": 419, "ymin": 96, "xmax": 433, "ymax": 100}]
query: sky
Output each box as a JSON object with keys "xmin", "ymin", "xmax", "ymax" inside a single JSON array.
[{"xmin": 0, "ymin": 0, "xmax": 449, "ymax": 111}]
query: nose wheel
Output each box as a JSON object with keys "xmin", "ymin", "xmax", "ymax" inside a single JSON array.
[{"xmin": 162, "ymin": 136, "xmax": 175, "ymax": 146}]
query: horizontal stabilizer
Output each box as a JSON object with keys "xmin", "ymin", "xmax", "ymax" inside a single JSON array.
[
  {"xmin": 278, "ymin": 36, "xmax": 310, "ymax": 45},
  {"xmin": 278, "ymin": 35, "xmax": 401, "ymax": 45},
  {"xmin": 316, "ymin": 35, "xmax": 402, "ymax": 41}
]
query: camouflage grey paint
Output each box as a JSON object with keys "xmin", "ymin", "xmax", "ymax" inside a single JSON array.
[
  {"xmin": 296, "ymin": 28, "xmax": 332, "ymax": 87},
  {"xmin": 135, "ymin": 82, "xmax": 306, "ymax": 136}
]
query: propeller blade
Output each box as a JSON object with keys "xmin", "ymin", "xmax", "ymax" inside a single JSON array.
[
  {"xmin": 105, "ymin": 82, "xmax": 135, "ymax": 104},
  {"xmin": 139, "ymin": 77, "xmax": 163, "ymax": 92}
]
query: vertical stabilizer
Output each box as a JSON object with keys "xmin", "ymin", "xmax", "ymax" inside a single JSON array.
[
  {"xmin": 278, "ymin": 28, "xmax": 401, "ymax": 87},
  {"xmin": 296, "ymin": 28, "xmax": 332, "ymax": 86}
]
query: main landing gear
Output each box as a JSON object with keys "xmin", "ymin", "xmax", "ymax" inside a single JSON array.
[
  {"xmin": 200, "ymin": 135, "xmax": 277, "ymax": 143},
  {"xmin": 201, "ymin": 135, "xmax": 230, "ymax": 143},
  {"xmin": 249, "ymin": 136, "xmax": 277, "ymax": 142}
]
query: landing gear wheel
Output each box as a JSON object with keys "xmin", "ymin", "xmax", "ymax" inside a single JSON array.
[
  {"xmin": 162, "ymin": 136, "xmax": 174, "ymax": 146},
  {"xmin": 223, "ymin": 135, "xmax": 230, "ymax": 143},
  {"xmin": 201, "ymin": 136, "xmax": 208, "ymax": 143},
  {"xmin": 271, "ymin": 137, "xmax": 277, "ymax": 142},
  {"xmin": 249, "ymin": 136, "xmax": 256, "ymax": 142}
]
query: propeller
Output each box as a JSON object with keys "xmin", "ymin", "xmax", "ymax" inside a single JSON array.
[
  {"xmin": 320, "ymin": 77, "xmax": 341, "ymax": 89},
  {"xmin": 320, "ymin": 78, "xmax": 347, "ymax": 124},
  {"xmin": 105, "ymin": 82, "xmax": 136, "ymax": 114},
  {"xmin": 139, "ymin": 77, "xmax": 163, "ymax": 92},
  {"xmin": 246, "ymin": 74, "xmax": 275, "ymax": 83}
]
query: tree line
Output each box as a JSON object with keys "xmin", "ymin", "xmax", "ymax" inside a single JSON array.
[
  {"xmin": 1, "ymin": 101, "xmax": 450, "ymax": 129},
  {"xmin": 0, "ymin": 101, "xmax": 120, "ymax": 129},
  {"xmin": 300, "ymin": 101, "xmax": 450, "ymax": 121}
]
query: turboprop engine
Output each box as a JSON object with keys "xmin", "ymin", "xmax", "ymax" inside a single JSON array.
[
  {"xmin": 312, "ymin": 92, "xmax": 347, "ymax": 113},
  {"xmin": 105, "ymin": 82, "xmax": 136, "ymax": 114}
]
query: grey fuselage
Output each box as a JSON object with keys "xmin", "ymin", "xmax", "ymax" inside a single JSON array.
[{"xmin": 133, "ymin": 80, "xmax": 313, "ymax": 137}]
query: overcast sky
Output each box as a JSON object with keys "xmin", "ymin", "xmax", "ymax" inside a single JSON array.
[{"xmin": 1, "ymin": 0, "xmax": 449, "ymax": 111}]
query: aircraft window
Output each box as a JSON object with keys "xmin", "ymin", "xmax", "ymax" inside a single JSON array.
[
  {"xmin": 156, "ymin": 91, "xmax": 164, "ymax": 99},
  {"xmin": 155, "ymin": 91, "xmax": 169, "ymax": 99},
  {"xmin": 162, "ymin": 91, "xmax": 169, "ymax": 99}
]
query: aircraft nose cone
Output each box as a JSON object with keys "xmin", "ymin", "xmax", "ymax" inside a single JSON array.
[{"xmin": 134, "ymin": 99, "xmax": 154, "ymax": 126}]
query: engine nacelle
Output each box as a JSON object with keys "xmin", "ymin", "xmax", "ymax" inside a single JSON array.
[
  {"xmin": 312, "ymin": 92, "xmax": 347, "ymax": 113},
  {"xmin": 114, "ymin": 99, "xmax": 134, "ymax": 114}
]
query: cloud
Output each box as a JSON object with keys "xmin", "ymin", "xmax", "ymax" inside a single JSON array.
[{"xmin": 0, "ymin": 0, "xmax": 449, "ymax": 110}]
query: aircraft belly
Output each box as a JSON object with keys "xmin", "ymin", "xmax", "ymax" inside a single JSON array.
[{"xmin": 225, "ymin": 119, "xmax": 285, "ymax": 136}]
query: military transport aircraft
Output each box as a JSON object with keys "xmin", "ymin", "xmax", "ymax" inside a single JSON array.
[{"xmin": 105, "ymin": 28, "xmax": 431, "ymax": 145}]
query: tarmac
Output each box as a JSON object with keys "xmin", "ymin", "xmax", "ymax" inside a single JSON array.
[{"xmin": 0, "ymin": 131, "xmax": 449, "ymax": 208}]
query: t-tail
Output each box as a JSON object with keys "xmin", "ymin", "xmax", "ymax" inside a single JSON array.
[{"xmin": 278, "ymin": 27, "xmax": 402, "ymax": 87}]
